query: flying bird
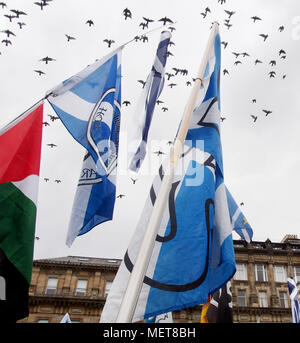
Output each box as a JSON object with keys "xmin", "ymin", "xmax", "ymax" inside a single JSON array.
[
  {"xmin": 17, "ymin": 22, "xmax": 26, "ymax": 29},
  {"xmin": 143, "ymin": 17, "xmax": 154, "ymax": 24},
  {"xmin": 165, "ymin": 72, "xmax": 174, "ymax": 80},
  {"xmin": 221, "ymin": 41, "xmax": 228, "ymax": 49},
  {"xmin": 10, "ymin": 9, "xmax": 27, "ymax": 17},
  {"xmin": 161, "ymin": 107, "xmax": 168, "ymax": 112},
  {"xmin": 224, "ymin": 22, "xmax": 232, "ymax": 30},
  {"xmin": 279, "ymin": 49, "xmax": 286, "ymax": 56},
  {"xmin": 250, "ymin": 115, "xmax": 258, "ymax": 122},
  {"xmin": 44, "ymin": 178, "xmax": 49, "ymax": 182},
  {"xmin": 186, "ymin": 81, "xmax": 192, "ymax": 86},
  {"xmin": 130, "ymin": 178, "xmax": 137, "ymax": 184},
  {"xmin": 268, "ymin": 71, "xmax": 276, "ymax": 78},
  {"xmin": 122, "ymin": 100, "xmax": 131, "ymax": 106},
  {"xmin": 234, "ymin": 60, "xmax": 242, "ymax": 66},
  {"xmin": 54, "ymin": 179, "xmax": 61, "ymax": 183},
  {"xmin": 65, "ymin": 34, "xmax": 76, "ymax": 41},
  {"xmin": 259, "ymin": 34, "xmax": 268, "ymax": 41},
  {"xmin": 140, "ymin": 35, "xmax": 148, "ymax": 43},
  {"xmin": 34, "ymin": 1, "xmax": 49, "ymax": 10},
  {"xmin": 223, "ymin": 69, "xmax": 229, "ymax": 75},
  {"xmin": 252, "ymin": 99, "xmax": 256, "ymax": 103},
  {"xmin": 39, "ymin": 56, "xmax": 56, "ymax": 64},
  {"xmin": 35, "ymin": 236, "xmax": 40, "ymax": 240},
  {"xmin": 168, "ymin": 26, "xmax": 176, "ymax": 32},
  {"xmin": 48, "ymin": 114, "xmax": 59, "ymax": 121},
  {"xmin": 0, "ymin": 2, "xmax": 7, "ymax": 8},
  {"xmin": 34, "ymin": 70, "xmax": 45, "ymax": 76},
  {"xmin": 269, "ymin": 60, "xmax": 276, "ymax": 66},
  {"xmin": 103, "ymin": 39, "xmax": 115, "ymax": 47},
  {"xmin": 139, "ymin": 22, "xmax": 148, "ymax": 30},
  {"xmin": 241, "ymin": 52, "xmax": 250, "ymax": 57},
  {"xmin": 43, "ymin": 121, "xmax": 50, "ymax": 126},
  {"xmin": 138, "ymin": 80, "xmax": 146, "ymax": 88},
  {"xmin": 2, "ymin": 39, "xmax": 11, "ymax": 46},
  {"xmin": 240, "ymin": 202, "xmax": 244, "ymax": 206},
  {"xmin": 123, "ymin": 8, "xmax": 132, "ymax": 20},
  {"xmin": 220, "ymin": 117, "xmax": 226, "ymax": 122},
  {"xmin": 4, "ymin": 14, "xmax": 16, "ymax": 22},
  {"xmin": 158, "ymin": 16, "xmax": 174, "ymax": 25},
  {"xmin": 47, "ymin": 143, "xmax": 57, "ymax": 148},
  {"xmin": 168, "ymin": 83, "xmax": 177, "ymax": 88},
  {"xmin": 153, "ymin": 150, "xmax": 165, "ymax": 156},
  {"xmin": 224, "ymin": 10, "xmax": 235, "ymax": 18},
  {"xmin": 117, "ymin": 194, "xmax": 125, "ymax": 198},
  {"xmin": 254, "ymin": 59, "xmax": 262, "ymax": 65},
  {"xmin": 156, "ymin": 100, "xmax": 164, "ymax": 105},
  {"xmin": 262, "ymin": 109, "xmax": 272, "ymax": 116},
  {"xmin": 86, "ymin": 19, "xmax": 94, "ymax": 26},
  {"xmin": 232, "ymin": 52, "xmax": 240, "ymax": 58},
  {"xmin": 1, "ymin": 29, "xmax": 15, "ymax": 37},
  {"xmin": 278, "ymin": 26, "xmax": 284, "ymax": 32},
  {"xmin": 251, "ymin": 16, "xmax": 262, "ymax": 22}
]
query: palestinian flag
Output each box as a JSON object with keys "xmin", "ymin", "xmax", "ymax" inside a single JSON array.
[{"xmin": 0, "ymin": 101, "xmax": 43, "ymax": 322}]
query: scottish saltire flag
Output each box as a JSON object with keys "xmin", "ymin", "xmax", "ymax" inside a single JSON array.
[
  {"xmin": 47, "ymin": 48, "xmax": 122, "ymax": 246},
  {"xmin": 225, "ymin": 187, "xmax": 253, "ymax": 243},
  {"xmin": 287, "ymin": 278, "xmax": 300, "ymax": 323},
  {"xmin": 128, "ymin": 31, "xmax": 171, "ymax": 173},
  {"xmin": 100, "ymin": 26, "xmax": 236, "ymax": 323},
  {"xmin": 60, "ymin": 312, "xmax": 71, "ymax": 323}
]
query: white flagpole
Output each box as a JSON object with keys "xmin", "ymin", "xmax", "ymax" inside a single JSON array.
[{"xmin": 116, "ymin": 22, "xmax": 219, "ymax": 323}]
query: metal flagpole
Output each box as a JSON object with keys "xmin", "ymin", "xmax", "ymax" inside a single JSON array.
[{"xmin": 116, "ymin": 22, "xmax": 220, "ymax": 323}]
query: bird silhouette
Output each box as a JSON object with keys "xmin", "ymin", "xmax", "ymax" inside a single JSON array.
[
  {"xmin": 153, "ymin": 150, "xmax": 165, "ymax": 156},
  {"xmin": 241, "ymin": 52, "xmax": 250, "ymax": 57},
  {"xmin": 122, "ymin": 100, "xmax": 131, "ymax": 106},
  {"xmin": 165, "ymin": 72, "xmax": 174, "ymax": 80},
  {"xmin": 10, "ymin": 9, "xmax": 27, "ymax": 17},
  {"xmin": 34, "ymin": 70, "xmax": 45, "ymax": 76},
  {"xmin": 254, "ymin": 59, "xmax": 262, "ymax": 65},
  {"xmin": 139, "ymin": 22, "xmax": 148, "ymax": 30},
  {"xmin": 168, "ymin": 26, "xmax": 176, "ymax": 32},
  {"xmin": 44, "ymin": 178, "xmax": 49, "ymax": 182},
  {"xmin": 103, "ymin": 39, "xmax": 115, "ymax": 47},
  {"xmin": 161, "ymin": 107, "xmax": 168, "ymax": 112},
  {"xmin": 262, "ymin": 109, "xmax": 272, "ymax": 116},
  {"xmin": 4, "ymin": 14, "xmax": 17, "ymax": 22},
  {"xmin": 278, "ymin": 26, "xmax": 284, "ymax": 32},
  {"xmin": 269, "ymin": 60, "xmax": 276, "ymax": 66},
  {"xmin": 252, "ymin": 99, "xmax": 256, "ymax": 103},
  {"xmin": 138, "ymin": 80, "xmax": 146, "ymax": 88},
  {"xmin": 251, "ymin": 16, "xmax": 261, "ymax": 22},
  {"xmin": 282, "ymin": 74, "xmax": 286, "ymax": 79},
  {"xmin": 240, "ymin": 202, "xmax": 244, "ymax": 206},
  {"xmin": 35, "ymin": 236, "xmax": 40, "ymax": 240},
  {"xmin": 234, "ymin": 60, "xmax": 242, "ymax": 66},
  {"xmin": 143, "ymin": 17, "xmax": 154, "ymax": 24},
  {"xmin": 250, "ymin": 115, "xmax": 258, "ymax": 122},
  {"xmin": 1, "ymin": 29, "xmax": 15, "ymax": 37},
  {"xmin": 34, "ymin": 1, "xmax": 49, "ymax": 10},
  {"xmin": 223, "ymin": 69, "xmax": 229, "ymax": 75},
  {"xmin": 86, "ymin": 19, "xmax": 94, "ymax": 26},
  {"xmin": 224, "ymin": 10, "xmax": 235, "ymax": 18},
  {"xmin": 232, "ymin": 52, "xmax": 240, "ymax": 58},
  {"xmin": 123, "ymin": 8, "xmax": 132, "ymax": 20},
  {"xmin": 65, "ymin": 34, "xmax": 76, "ymax": 41},
  {"xmin": 221, "ymin": 41, "xmax": 228, "ymax": 49},
  {"xmin": 117, "ymin": 194, "xmax": 125, "ymax": 198},
  {"xmin": 167, "ymin": 140, "xmax": 173, "ymax": 145},
  {"xmin": 259, "ymin": 34, "xmax": 268, "ymax": 41},
  {"xmin": 186, "ymin": 81, "xmax": 192, "ymax": 86},
  {"xmin": 158, "ymin": 16, "xmax": 174, "ymax": 25},
  {"xmin": 168, "ymin": 83, "xmax": 177, "ymax": 88},
  {"xmin": 279, "ymin": 49, "xmax": 286, "ymax": 56},
  {"xmin": 0, "ymin": 2, "xmax": 7, "ymax": 8},
  {"xmin": 156, "ymin": 100, "xmax": 164, "ymax": 105},
  {"xmin": 39, "ymin": 56, "xmax": 56, "ymax": 64},
  {"xmin": 130, "ymin": 178, "xmax": 137, "ymax": 184},
  {"xmin": 224, "ymin": 22, "xmax": 232, "ymax": 29},
  {"xmin": 140, "ymin": 35, "xmax": 148, "ymax": 43},
  {"xmin": 17, "ymin": 22, "xmax": 26, "ymax": 29},
  {"xmin": 2, "ymin": 39, "xmax": 11, "ymax": 46},
  {"xmin": 47, "ymin": 143, "xmax": 57, "ymax": 148},
  {"xmin": 48, "ymin": 114, "xmax": 59, "ymax": 121},
  {"xmin": 218, "ymin": 0, "xmax": 226, "ymax": 3},
  {"xmin": 268, "ymin": 71, "xmax": 276, "ymax": 78},
  {"xmin": 43, "ymin": 121, "xmax": 50, "ymax": 126},
  {"xmin": 54, "ymin": 179, "xmax": 61, "ymax": 183},
  {"xmin": 220, "ymin": 117, "xmax": 226, "ymax": 122}
]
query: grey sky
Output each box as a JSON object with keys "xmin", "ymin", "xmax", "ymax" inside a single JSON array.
[{"xmin": 0, "ymin": 0, "xmax": 300, "ymax": 260}]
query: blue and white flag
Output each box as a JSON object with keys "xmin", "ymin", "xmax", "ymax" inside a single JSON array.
[
  {"xmin": 47, "ymin": 48, "xmax": 122, "ymax": 246},
  {"xmin": 287, "ymin": 277, "xmax": 300, "ymax": 323},
  {"xmin": 100, "ymin": 26, "xmax": 236, "ymax": 323},
  {"xmin": 60, "ymin": 312, "xmax": 71, "ymax": 323},
  {"xmin": 225, "ymin": 187, "xmax": 253, "ymax": 243},
  {"xmin": 128, "ymin": 31, "xmax": 171, "ymax": 173}
]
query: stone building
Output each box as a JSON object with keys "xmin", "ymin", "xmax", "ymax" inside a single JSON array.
[{"xmin": 19, "ymin": 235, "xmax": 300, "ymax": 323}]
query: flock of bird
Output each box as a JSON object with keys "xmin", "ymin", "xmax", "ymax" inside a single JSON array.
[{"xmin": 0, "ymin": 0, "xmax": 288, "ymax": 205}]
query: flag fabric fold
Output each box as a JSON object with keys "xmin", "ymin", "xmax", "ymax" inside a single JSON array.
[
  {"xmin": 0, "ymin": 101, "xmax": 43, "ymax": 321},
  {"xmin": 128, "ymin": 31, "xmax": 171, "ymax": 173},
  {"xmin": 47, "ymin": 48, "xmax": 122, "ymax": 247},
  {"xmin": 100, "ymin": 26, "xmax": 236, "ymax": 323},
  {"xmin": 287, "ymin": 277, "xmax": 300, "ymax": 323}
]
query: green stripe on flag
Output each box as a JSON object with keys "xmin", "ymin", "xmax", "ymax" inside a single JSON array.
[{"xmin": 0, "ymin": 182, "xmax": 36, "ymax": 284}]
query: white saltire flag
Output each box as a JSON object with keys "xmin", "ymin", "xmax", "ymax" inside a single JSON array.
[
  {"xmin": 128, "ymin": 31, "xmax": 171, "ymax": 173},
  {"xmin": 60, "ymin": 312, "xmax": 72, "ymax": 323},
  {"xmin": 225, "ymin": 187, "xmax": 253, "ymax": 243},
  {"xmin": 47, "ymin": 48, "xmax": 122, "ymax": 247},
  {"xmin": 0, "ymin": 101, "xmax": 43, "ymax": 321},
  {"xmin": 287, "ymin": 277, "xmax": 300, "ymax": 323},
  {"xmin": 100, "ymin": 26, "xmax": 236, "ymax": 323}
]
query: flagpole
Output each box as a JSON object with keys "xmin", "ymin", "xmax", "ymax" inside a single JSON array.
[{"xmin": 116, "ymin": 22, "xmax": 219, "ymax": 323}]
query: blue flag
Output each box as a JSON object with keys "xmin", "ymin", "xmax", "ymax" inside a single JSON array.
[
  {"xmin": 101, "ymin": 26, "xmax": 236, "ymax": 323},
  {"xmin": 288, "ymin": 278, "xmax": 300, "ymax": 323},
  {"xmin": 47, "ymin": 48, "xmax": 122, "ymax": 246},
  {"xmin": 225, "ymin": 187, "xmax": 253, "ymax": 242},
  {"xmin": 128, "ymin": 31, "xmax": 171, "ymax": 173}
]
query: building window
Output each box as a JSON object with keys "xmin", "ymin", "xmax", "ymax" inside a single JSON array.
[
  {"xmin": 255, "ymin": 264, "xmax": 268, "ymax": 282},
  {"xmin": 237, "ymin": 290, "xmax": 247, "ymax": 307},
  {"xmin": 274, "ymin": 265, "xmax": 287, "ymax": 283},
  {"xmin": 279, "ymin": 292, "xmax": 288, "ymax": 308},
  {"xmin": 105, "ymin": 281, "xmax": 112, "ymax": 297},
  {"xmin": 45, "ymin": 277, "xmax": 58, "ymax": 295},
  {"xmin": 37, "ymin": 319, "xmax": 49, "ymax": 323},
  {"xmin": 75, "ymin": 279, "xmax": 87, "ymax": 296},
  {"xmin": 294, "ymin": 266, "xmax": 300, "ymax": 284},
  {"xmin": 258, "ymin": 291, "xmax": 268, "ymax": 307},
  {"xmin": 234, "ymin": 263, "xmax": 248, "ymax": 281}
]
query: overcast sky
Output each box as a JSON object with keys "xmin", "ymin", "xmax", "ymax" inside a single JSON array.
[{"xmin": 1, "ymin": 0, "xmax": 300, "ymax": 260}]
